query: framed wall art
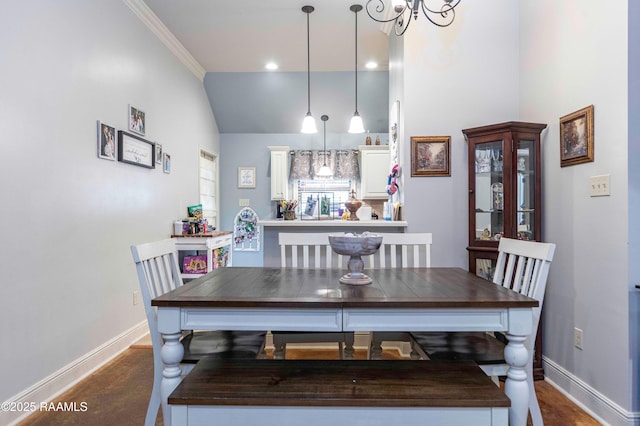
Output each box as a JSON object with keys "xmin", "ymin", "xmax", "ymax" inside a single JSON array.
[
  {"xmin": 117, "ymin": 131, "xmax": 155, "ymax": 168},
  {"xmin": 155, "ymin": 143, "xmax": 163, "ymax": 164},
  {"xmin": 128, "ymin": 104, "xmax": 146, "ymax": 136},
  {"xmin": 560, "ymin": 104, "xmax": 594, "ymax": 167},
  {"xmin": 410, "ymin": 136, "xmax": 451, "ymax": 177},
  {"xmin": 163, "ymin": 153, "xmax": 171, "ymax": 174},
  {"xmin": 238, "ymin": 166, "xmax": 256, "ymax": 188},
  {"xmin": 97, "ymin": 120, "xmax": 116, "ymax": 161}
]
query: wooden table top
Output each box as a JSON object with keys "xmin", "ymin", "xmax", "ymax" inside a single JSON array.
[{"xmin": 152, "ymin": 267, "xmax": 538, "ymax": 309}]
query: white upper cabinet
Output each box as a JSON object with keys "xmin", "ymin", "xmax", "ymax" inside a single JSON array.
[
  {"xmin": 269, "ymin": 146, "xmax": 290, "ymax": 200},
  {"xmin": 359, "ymin": 145, "xmax": 390, "ymax": 199}
]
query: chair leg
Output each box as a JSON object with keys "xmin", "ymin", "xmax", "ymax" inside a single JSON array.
[
  {"xmin": 369, "ymin": 335, "xmax": 383, "ymax": 360},
  {"xmin": 528, "ymin": 366, "xmax": 543, "ymax": 426},
  {"xmin": 272, "ymin": 335, "xmax": 286, "ymax": 360},
  {"xmin": 146, "ymin": 354, "xmax": 163, "ymax": 426},
  {"xmin": 343, "ymin": 333, "xmax": 355, "ymax": 360}
]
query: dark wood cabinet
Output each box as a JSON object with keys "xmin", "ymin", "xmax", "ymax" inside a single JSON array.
[{"xmin": 462, "ymin": 121, "xmax": 547, "ymax": 380}]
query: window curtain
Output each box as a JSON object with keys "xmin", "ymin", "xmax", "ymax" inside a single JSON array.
[{"xmin": 289, "ymin": 150, "xmax": 359, "ymax": 180}]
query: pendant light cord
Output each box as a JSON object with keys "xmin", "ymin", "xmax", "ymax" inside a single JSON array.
[
  {"xmin": 354, "ymin": 8, "xmax": 358, "ymax": 114},
  {"xmin": 306, "ymin": 10, "xmax": 311, "ymax": 114}
]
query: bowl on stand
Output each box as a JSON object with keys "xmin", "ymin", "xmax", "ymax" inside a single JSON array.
[{"xmin": 328, "ymin": 233, "xmax": 383, "ymax": 285}]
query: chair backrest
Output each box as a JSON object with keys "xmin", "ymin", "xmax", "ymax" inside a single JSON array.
[
  {"xmin": 367, "ymin": 232, "xmax": 432, "ymax": 268},
  {"xmin": 130, "ymin": 239, "xmax": 183, "ymax": 356},
  {"xmin": 493, "ymin": 237, "xmax": 556, "ymax": 332},
  {"xmin": 278, "ymin": 232, "xmax": 344, "ymax": 269},
  {"xmin": 278, "ymin": 232, "xmax": 432, "ymax": 270}
]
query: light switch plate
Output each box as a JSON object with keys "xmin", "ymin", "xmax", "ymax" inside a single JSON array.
[
  {"xmin": 239, "ymin": 199, "xmax": 250, "ymax": 206},
  {"xmin": 589, "ymin": 174, "xmax": 610, "ymax": 197}
]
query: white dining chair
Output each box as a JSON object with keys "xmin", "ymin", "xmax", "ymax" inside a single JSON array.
[
  {"xmin": 409, "ymin": 237, "xmax": 555, "ymax": 426},
  {"xmin": 367, "ymin": 232, "xmax": 433, "ymax": 359},
  {"xmin": 272, "ymin": 232, "xmax": 354, "ymax": 359},
  {"xmin": 131, "ymin": 239, "xmax": 265, "ymax": 426}
]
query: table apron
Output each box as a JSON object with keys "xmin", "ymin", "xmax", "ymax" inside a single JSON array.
[
  {"xmin": 343, "ymin": 308, "xmax": 511, "ymax": 332},
  {"xmin": 178, "ymin": 307, "xmax": 343, "ymax": 332}
]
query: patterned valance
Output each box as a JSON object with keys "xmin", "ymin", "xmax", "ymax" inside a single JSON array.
[{"xmin": 289, "ymin": 149, "xmax": 360, "ymax": 180}]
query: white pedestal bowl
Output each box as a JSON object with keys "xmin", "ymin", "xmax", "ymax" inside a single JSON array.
[{"xmin": 328, "ymin": 233, "xmax": 383, "ymax": 285}]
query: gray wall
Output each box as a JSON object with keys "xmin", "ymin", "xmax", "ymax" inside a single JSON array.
[
  {"xmin": 204, "ymin": 71, "xmax": 389, "ymax": 134},
  {"xmin": 0, "ymin": 0, "xmax": 219, "ymax": 408},
  {"xmin": 629, "ymin": 0, "xmax": 640, "ymax": 413}
]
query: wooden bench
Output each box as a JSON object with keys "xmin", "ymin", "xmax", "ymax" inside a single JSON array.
[{"xmin": 168, "ymin": 358, "xmax": 510, "ymax": 426}]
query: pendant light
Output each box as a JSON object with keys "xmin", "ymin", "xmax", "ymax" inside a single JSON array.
[
  {"xmin": 317, "ymin": 115, "xmax": 333, "ymax": 177},
  {"xmin": 301, "ymin": 5, "xmax": 318, "ymax": 134},
  {"xmin": 348, "ymin": 4, "xmax": 365, "ymax": 134}
]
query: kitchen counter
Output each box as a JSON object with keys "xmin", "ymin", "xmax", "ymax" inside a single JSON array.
[{"xmin": 258, "ymin": 219, "xmax": 408, "ymax": 228}]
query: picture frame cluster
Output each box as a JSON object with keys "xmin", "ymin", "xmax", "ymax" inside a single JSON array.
[{"xmin": 96, "ymin": 104, "xmax": 170, "ymax": 174}]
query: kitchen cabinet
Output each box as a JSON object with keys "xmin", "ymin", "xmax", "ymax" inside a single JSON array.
[
  {"xmin": 359, "ymin": 145, "xmax": 389, "ymax": 199},
  {"xmin": 172, "ymin": 232, "xmax": 233, "ymax": 279},
  {"xmin": 462, "ymin": 121, "xmax": 547, "ymax": 380},
  {"xmin": 269, "ymin": 146, "xmax": 290, "ymax": 200}
]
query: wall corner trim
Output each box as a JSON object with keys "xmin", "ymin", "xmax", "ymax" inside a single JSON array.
[{"xmin": 122, "ymin": 0, "xmax": 206, "ymax": 81}]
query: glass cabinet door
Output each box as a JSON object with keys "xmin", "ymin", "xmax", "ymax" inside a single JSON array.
[
  {"xmin": 516, "ymin": 139, "xmax": 536, "ymax": 240},
  {"xmin": 474, "ymin": 140, "xmax": 504, "ymax": 242}
]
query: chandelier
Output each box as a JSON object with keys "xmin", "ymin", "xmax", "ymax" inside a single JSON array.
[{"xmin": 365, "ymin": 0, "xmax": 461, "ymax": 36}]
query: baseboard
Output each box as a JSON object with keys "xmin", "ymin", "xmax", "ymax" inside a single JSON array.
[
  {"xmin": 1, "ymin": 321, "xmax": 149, "ymax": 426},
  {"xmin": 543, "ymin": 356, "xmax": 640, "ymax": 426}
]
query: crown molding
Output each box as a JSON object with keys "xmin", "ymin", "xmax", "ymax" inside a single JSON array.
[{"xmin": 122, "ymin": 0, "xmax": 206, "ymax": 81}]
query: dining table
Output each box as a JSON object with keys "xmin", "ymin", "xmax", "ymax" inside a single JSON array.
[{"xmin": 152, "ymin": 266, "xmax": 538, "ymax": 426}]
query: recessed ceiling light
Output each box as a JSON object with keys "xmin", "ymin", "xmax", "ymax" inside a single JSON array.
[
  {"xmin": 365, "ymin": 61, "xmax": 378, "ymax": 69},
  {"xmin": 265, "ymin": 62, "xmax": 278, "ymax": 70}
]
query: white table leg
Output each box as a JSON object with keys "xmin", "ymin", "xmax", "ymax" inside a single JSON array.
[
  {"xmin": 503, "ymin": 333, "xmax": 529, "ymax": 426},
  {"xmin": 160, "ymin": 332, "xmax": 184, "ymax": 426}
]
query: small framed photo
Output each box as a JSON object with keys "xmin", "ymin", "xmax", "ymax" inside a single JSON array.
[
  {"xmin": 155, "ymin": 143, "xmax": 163, "ymax": 164},
  {"xmin": 97, "ymin": 120, "xmax": 116, "ymax": 161},
  {"xmin": 128, "ymin": 104, "xmax": 146, "ymax": 136},
  {"xmin": 560, "ymin": 105, "xmax": 594, "ymax": 167},
  {"xmin": 117, "ymin": 131, "xmax": 155, "ymax": 169},
  {"xmin": 238, "ymin": 166, "xmax": 256, "ymax": 188},
  {"xmin": 411, "ymin": 136, "xmax": 451, "ymax": 177},
  {"xmin": 163, "ymin": 153, "xmax": 171, "ymax": 174}
]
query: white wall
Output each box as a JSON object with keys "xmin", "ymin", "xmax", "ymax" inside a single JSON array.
[
  {"xmin": 0, "ymin": 0, "xmax": 219, "ymax": 407},
  {"xmin": 519, "ymin": 0, "xmax": 632, "ymax": 420},
  {"xmin": 399, "ymin": 1, "xmax": 520, "ymax": 268}
]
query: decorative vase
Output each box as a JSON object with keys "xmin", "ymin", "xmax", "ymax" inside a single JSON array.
[{"xmin": 344, "ymin": 189, "xmax": 362, "ymax": 221}]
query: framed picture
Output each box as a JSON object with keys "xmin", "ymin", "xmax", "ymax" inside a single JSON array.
[
  {"xmin": 97, "ymin": 120, "xmax": 116, "ymax": 161},
  {"xmin": 560, "ymin": 105, "xmax": 594, "ymax": 167},
  {"xmin": 163, "ymin": 153, "xmax": 171, "ymax": 174},
  {"xmin": 238, "ymin": 166, "xmax": 256, "ymax": 188},
  {"xmin": 128, "ymin": 104, "xmax": 146, "ymax": 136},
  {"xmin": 411, "ymin": 136, "xmax": 451, "ymax": 177},
  {"xmin": 155, "ymin": 143, "xmax": 163, "ymax": 164},
  {"xmin": 117, "ymin": 131, "xmax": 155, "ymax": 168}
]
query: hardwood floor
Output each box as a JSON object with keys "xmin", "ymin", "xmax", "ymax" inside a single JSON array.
[{"xmin": 19, "ymin": 344, "xmax": 601, "ymax": 426}]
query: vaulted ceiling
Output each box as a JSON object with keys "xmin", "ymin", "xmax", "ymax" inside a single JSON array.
[{"xmin": 144, "ymin": 0, "xmax": 391, "ymax": 133}]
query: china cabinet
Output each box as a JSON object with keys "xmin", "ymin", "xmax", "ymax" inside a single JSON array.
[{"xmin": 462, "ymin": 121, "xmax": 547, "ymax": 379}]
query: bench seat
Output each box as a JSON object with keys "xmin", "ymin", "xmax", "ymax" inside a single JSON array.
[{"xmin": 168, "ymin": 358, "xmax": 510, "ymax": 426}]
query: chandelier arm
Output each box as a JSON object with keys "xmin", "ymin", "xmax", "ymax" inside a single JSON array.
[
  {"xmin": 394, "ymin": 9, "xmax": 412, "ymax": 36},
  {"xmin": 420, "ymin": 0, "xmax": 459, "ymax": 27},
  {"xmin": 365, "ymin": 0, "xmax": 409, "ymax": 24}
]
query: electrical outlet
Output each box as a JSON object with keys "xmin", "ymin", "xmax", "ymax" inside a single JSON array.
[
  {"xmin": 574, "ymin": 327, "xmax": 583, "ymax": 350},
  {"xmin": 133, "ymin": 290, "xmax": 139, "ymax": 306},
  {"xmin": 589, "ymin": 174, "xmax": 610, "ymax": 197},
  {"xmin": 239, "ymin": 199, "xmax": 250, "ymax": 206}
]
